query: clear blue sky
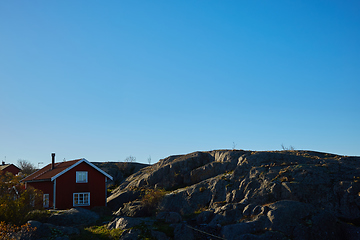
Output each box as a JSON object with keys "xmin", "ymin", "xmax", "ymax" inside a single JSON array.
[{"xmin": 1, "ymin": 1, "xmax": 359, "ymax": 167}]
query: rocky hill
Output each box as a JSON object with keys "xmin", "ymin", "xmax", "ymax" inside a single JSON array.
[
  {"xmin": 92, "ymin": 161, "xmax": 149, "ymax": 187},
  {"xmin": 106, "ymin": 150, "xmax": 360, "ymax": 240}
]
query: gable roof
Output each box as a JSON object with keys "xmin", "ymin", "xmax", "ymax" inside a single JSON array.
[
  {"xmin": 21, "ymin": 158, "xmax": 113, "ymax": 182},
  {"xmin": 0, "ymin": 164, "xmax": 20, "ymax": 171}
]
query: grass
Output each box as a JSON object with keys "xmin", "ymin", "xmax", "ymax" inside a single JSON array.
[{"xmin": 72, "ymin": 225, "xmax": 124, "ymax": 240}]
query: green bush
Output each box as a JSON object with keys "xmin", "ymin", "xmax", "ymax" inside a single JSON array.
[
  {"xmin": 24, "ymin": 209, "xmax": 52, "ymax": 223},
  {"xmin": 74, "ymin": 225, "xmax": 124, "ymax": 240},
  {"xmin": 0, "ymin": 172, "xmax": 43, "ymax": 225}
]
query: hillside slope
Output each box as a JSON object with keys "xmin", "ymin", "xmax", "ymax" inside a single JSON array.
[
  {"xmin": 92, "ymin": 161, "xmax": 149, "ymax": 186},
  {"xmin": 107, "ymin": 150, "xmax": 360, "ymax": 240}
]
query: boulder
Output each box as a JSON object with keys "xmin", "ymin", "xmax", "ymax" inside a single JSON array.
[
  {"xmin": 156, "ymin": 212, "xmax": 182, "ymax": 223},
  {"xmin": 151, "ymin": 230, "xmax": 171, "ymax": 240},
  {"xmin": 119, "ymin": 229, "xmax": 142, "ymax": 240},
  {"xmin": 47, "ymin": 207, "xmax": 99, "ymax": 226},
  {"xmin": 173, "ymin": 223, "xmax": 195, "ymax": 240},
  {"xmin": 196, "ymin": 210, "xmax": 214, "ymax": 224},
  {"xmin": 107, "ymin": 216, "xmax": 142, "ymax": 230},
  {"xmin": 25, "ymin": 220, "xmax": 79, "ymax": 240},
  {"xmin": 115, "ymin": 201, "xmax": 151, "ymax": 217},
  {"xmin": 221, "ymin": 215, "xmax": 268, "ymax": 239},
  {"xmin": 265, "ymin": 200, "xmax": 342, "ymax": 240},
  {"xmin": 107, "ymin": 190, "xmax": 141, "ymax": 211}
]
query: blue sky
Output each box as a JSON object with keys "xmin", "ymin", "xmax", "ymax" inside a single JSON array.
[{"xmin": 1, "ymin": 1, "xmax": 359, "ymax": 167}]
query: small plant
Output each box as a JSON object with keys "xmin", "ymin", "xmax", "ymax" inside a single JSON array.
[
  {"xmin": 77, "ymin": 225, "xmax": 124, "ymax": 240},
  {"xmin": 139, "ymin": 188, "xmax": 167, "ymax": 214},
  {"xmin": 281, "ymin": 144, "xmax": 295, "ymax": 151},
  {"xmin": 193, "ymin": 206, "xmax": 208, "ymax": 215}
]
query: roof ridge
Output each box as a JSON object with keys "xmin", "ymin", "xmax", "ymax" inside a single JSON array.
[{"xmin": 28, "ymin": 162, "xmax": 63, "ymax": 180}]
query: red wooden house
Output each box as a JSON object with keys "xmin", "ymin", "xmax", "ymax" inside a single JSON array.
[
  {"xmin": 0, "ymin": 162, "xmax": 20, "ymax": 175},
  {"xmin": 21, "ymin": 153, "xmax": 113, "ymax": 210}
]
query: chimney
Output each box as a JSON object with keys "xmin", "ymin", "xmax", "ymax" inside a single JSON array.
[
  {"xmin": 2, "ymin": 161, "xmax": 4, "ymax": 165},
  {"xmin": 51, "ymin": 153, "xmax": 55, "ymax": 170}
]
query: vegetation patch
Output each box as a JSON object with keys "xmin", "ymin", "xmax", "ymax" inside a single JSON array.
[
  {"xmin": 74, "ymin": 225, "xmax": 124, "ymax": 240},
  {"xmin": 25, "ymin": 209, "xmax": 52, "ymax": 223},
  {"xmin": 140, "ymin": 188, "xmax": 167, "ymax": 208},
  {"xmin": 0, "ymin": 172, "xmax": 43, "ymax": 225},
  {"xmin": 193, "ymin": 205, "xmax": 208, "ymax": 215},
  {"xmin": 199, "ymin": 186, "xmax": 206, "ymax": 192},
  {"xmin": 0, "ymin": 221, "xmax": 35, "ymax": 240},
  {"xmin": 131, "ymin": 222, "xmax": 155, "ymax": 240},
  {"xmin": 153, "ymin": 221, "xmax": 175, "ymax": 238}
]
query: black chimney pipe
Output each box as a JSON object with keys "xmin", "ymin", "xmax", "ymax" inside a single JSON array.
[{"xmin": 51, "ymin": 153, "xmax": 55, "ymax": 170}]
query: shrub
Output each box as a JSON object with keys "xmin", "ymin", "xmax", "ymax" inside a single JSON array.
[
  {"xmin": 0, "ymin": 221, "xmax": 35, "ymax": 240},
  {"xmin": 75, "ymin": 225, "xmax": 123, "ymax": 240},
  {"xmin": 25, "ymin": 209, "xmax": 52, "ymax": 223},
  {"xmin": 141, "ymin": 188, "xmax": 167, "ymax": 209},
  {"xmin": 0, "ymin": 172, "xmax": 43, "ymax": 225}
]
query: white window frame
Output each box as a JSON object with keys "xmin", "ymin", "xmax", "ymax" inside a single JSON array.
[
  {"xmin": 73, "ymin": 192, "xmax": 90, "ymax": 206},
  {"xmin": 43, "ymin": 194, "xmax": 49, "ymax": 208},
  {"xmin": 76, "ymin": 171, "xmax": 88, "ymax": 183}
]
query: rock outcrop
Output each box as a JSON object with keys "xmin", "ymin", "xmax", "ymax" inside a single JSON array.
[
  {"xmin": 92, "ymin": 161, "xmax": 149, "ymax": 186},
  {"xmin": 20, "ymin": 208, "xmax": 98, "ymax": 240},
  {"xmin": 107, "ymin": 149, "xmax": 360, "ymax": 240}
]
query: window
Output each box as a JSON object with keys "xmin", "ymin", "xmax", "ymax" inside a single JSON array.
[
  {"xmin": 43, "ymin": 194, "xmax": 49, "ymax": 208},
  {"xmin": 73, "ymin": 192, "xmax": 90, "ymax": 206},
  {"xmin": 76, "ymin": 171, "xmax": 88, "ymax": 183}
]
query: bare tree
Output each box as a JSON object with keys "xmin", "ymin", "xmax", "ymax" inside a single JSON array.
[
  {"xmin": 125, "ymin": 156, "xmax": 136, "ymax": 163},
  {"xmin": 147, "ymin": 156, "xmax": 152, "ymax": 165},
  {"xmin": 281, "ymin": 144, "xmax": 295, "ymax": 151},
  {"xmin": 232, "ymin": 142, "xmax": 237, "ymax": 150},
  {"xmin": 17, "ymin": 159, "xmax": 37, "ymax": 176}
]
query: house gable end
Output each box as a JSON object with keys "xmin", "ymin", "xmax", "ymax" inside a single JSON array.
[{"xmin": 51, "ymin": 159, "xmax": 113, "ymax": 181}]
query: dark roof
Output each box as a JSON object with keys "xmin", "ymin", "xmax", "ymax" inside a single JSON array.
[
  {"xmin": 21, "ymin": 158, "xmax": 112, "ymax": 182},
  {"xmin": 0, "ymin": 164, "xmax": 20, "ymax": 171}
]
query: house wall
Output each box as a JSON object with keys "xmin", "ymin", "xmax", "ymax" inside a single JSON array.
[
  {"xmin": 27, "ymin": 181, "xmax": 54, "ymax": 208},
  {"xmin": 55, "ymin": 162, "xmax": 106, "ymax": 210},
  {"xmin": 1, "ymin": 165, "xmax": 20, "ymax": 175}
]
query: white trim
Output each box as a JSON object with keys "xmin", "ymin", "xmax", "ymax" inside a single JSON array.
[
  {"xmin": 43, "ymin": 194, "xmax": 49, "ymax": 208},
  {"xmin": 50, "ymin": 158, "xmax": 113, "ymax": 181},
  {"xmin": 53, "ymin": 179, "xmax": 56, "ymax": 209},
  {"xmin": 85, "ymin": 160, "xmax": 113, "ymax": 180},
  {"xmin": 73, "ymin": 192, "xmax": 90, "ymax": 206},
  {"xmin": 76, "ymin": 171, "xmax": 88, "ymax": 183}
]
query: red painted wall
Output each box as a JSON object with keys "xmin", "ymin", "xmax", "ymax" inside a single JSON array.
[
  {"xmin": 1, "ymin": 165, "xmax": 20, "ymax": 175},
  {"xmin": 27, "ymin": 181, "xmax": 54, "ymax": 208},
  {"xmin": 55, "ymin": 162, "xmax": 106, "ymax": 210}
]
